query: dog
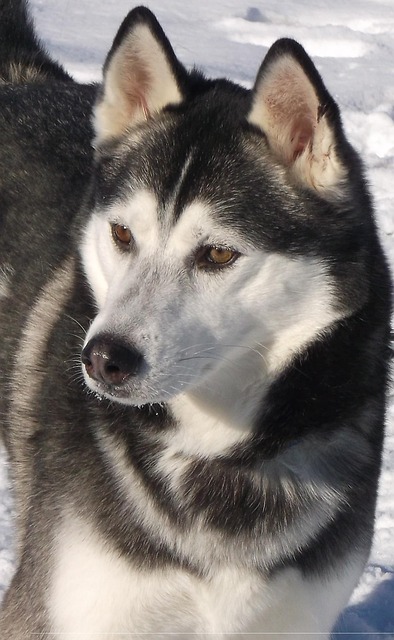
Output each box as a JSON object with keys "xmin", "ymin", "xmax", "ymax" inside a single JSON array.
[{"xmin": 0, "ymin": 0, "xmax": 391, "ymax": 637}]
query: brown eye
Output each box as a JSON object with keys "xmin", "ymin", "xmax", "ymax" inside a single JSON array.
[
  {"xmin": 111, "ymin": 223, "xmax": 133, "ymax": 250},
  {"xmin": 208, "ymin": 247, "xmax": 235, "ymax": 264},
  {"xmin": 195, "ymin": 245, "xmax": 240, "ymax": 269}
]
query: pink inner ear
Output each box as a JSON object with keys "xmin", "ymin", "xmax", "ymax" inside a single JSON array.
[
  {"xmin": 248, "ymin": 54, "xmax": 344, "ymax": 191},
  {"xmin": 119, "ymin": 56, "xmax": 152, "ymax": 121},
  {"xmin": 249, "ymin": 56, "xmax": 321, "ymax": 167},
  {"xmin": 290, "ymin": 116, "xmax": 315, "ymax": 160},
  {"xmin": 138, "ymin": 94, "xmax": 150, "ymax": 120}
]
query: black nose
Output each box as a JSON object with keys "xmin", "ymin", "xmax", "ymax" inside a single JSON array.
[{"xmin": 81, "ymin": 334, "xmax": 143, "ymax": 386}]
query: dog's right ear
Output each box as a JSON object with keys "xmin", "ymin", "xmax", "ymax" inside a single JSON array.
[{"xmin": 94, "ymin": 6, "xmax": 185, "ymax": 145}]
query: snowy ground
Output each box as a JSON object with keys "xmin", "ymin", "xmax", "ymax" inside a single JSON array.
[{"xmin": 0, "ymin": 0, "xmax": 393, "ymax": 636}]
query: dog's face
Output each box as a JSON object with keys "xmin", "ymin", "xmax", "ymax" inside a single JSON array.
[{"xmin": 80, "ymin": 8, "xmax": 359, "ymax": 407}]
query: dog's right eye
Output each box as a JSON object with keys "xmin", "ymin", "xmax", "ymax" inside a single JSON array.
[
  {"xmin": 111, "ymin": 223, "xmax": 134, "ymax": 251},
  {"xmin": 194, "ymin": 245, "xmax": 240, "ymax": 270}
]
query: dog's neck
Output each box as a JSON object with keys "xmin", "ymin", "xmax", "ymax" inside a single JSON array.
[{"xmin": 167, "ymin": 345, "xmax": 272, "ymax": 458}]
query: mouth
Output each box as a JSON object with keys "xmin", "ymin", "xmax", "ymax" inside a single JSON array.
[
  {"xmin": 82, "ymin": 371, "xmax": 163, "ymax": 407},
  {"xmin": 80, "ymin": 332, "xmax": 220, "ymax": 406}
]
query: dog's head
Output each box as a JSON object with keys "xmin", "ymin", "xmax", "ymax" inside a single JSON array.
[{"xmin": 80, "ymin": 7, "xmax": 368, "ymax": 408}]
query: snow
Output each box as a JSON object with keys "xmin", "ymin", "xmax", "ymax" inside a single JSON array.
[{"xmin": 0, "ymin": 0, "xmax": 393, "ymax": 636}]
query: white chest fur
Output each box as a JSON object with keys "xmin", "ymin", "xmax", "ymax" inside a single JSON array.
[
  {"xmin": 49, "ymin": 516, "xmax": 260, "ymax": 638},
  {"xmin": 48, "ymin": 515, "xmax": 361, "ymax": 640}
]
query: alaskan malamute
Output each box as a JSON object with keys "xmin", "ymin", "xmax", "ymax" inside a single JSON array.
[{"xmin": 0, "ymin": 1, "xmax": 391, "ymax": 638}]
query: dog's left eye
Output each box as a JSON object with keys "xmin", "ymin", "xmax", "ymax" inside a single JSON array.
[
  {"xmin": 195, "ymin": 246, "xmax": 240, "ymax": 269},
  {"xmin": 111, "ymin": 223, "xmax": 134, "ymax": 251}
]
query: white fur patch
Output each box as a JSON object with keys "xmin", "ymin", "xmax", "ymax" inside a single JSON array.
[
  {"xmin": 0, "ymin": 264, "xmax": 14, "ymax": 299},
  {"xmin": 123, "ymin": 189, "xmax": 161, "ymax": 245},
  {"xmin": 49, "ymin": 513, "xmax": 363, "ymax": 638},
  {"xmin": 246, "ymin": 560, "xmax": 364, "ymax": 639},
  {"xmin": 81, "ymin": 190, "xmax": 159, "ymax": 309},
  {"xmin": 167, "ymin": 385, "xmax": 258, "ymax": 458},
  {"xmin": 50, "ymin": 516, "xmax": 200, "ymax": 638},
  {"xmin": 80, "ymin": 214, "xmax": 109, "ymax": 309}
]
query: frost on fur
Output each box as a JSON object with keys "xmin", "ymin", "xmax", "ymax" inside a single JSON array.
[
  {"xmin": 94, "ymin": 7, "xmax": 184, "ymax": 145},
  {"xmin": 248, "ymin": 39, "xmax": 346, "ymax": 196}
]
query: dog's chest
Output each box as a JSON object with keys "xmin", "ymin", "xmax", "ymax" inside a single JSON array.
[
  {"xmin": 47, "ymin": 513, "xmax": 361, "ymax": 639},
  {"xmin": 48, "ymin": 516, "xmax": 265, "ymax": 637}
]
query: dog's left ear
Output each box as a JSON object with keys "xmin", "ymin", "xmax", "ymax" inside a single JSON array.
[
  {"xmin": 248, "ymin": 39, "xmax": 346, "ymax": 195},
  {"xmin": 94, "ymin": 6, "xmax": 185, "ymax": 144}
]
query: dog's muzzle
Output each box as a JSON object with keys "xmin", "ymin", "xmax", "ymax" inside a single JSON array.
[{"xmin": 81, "ymin": 334, "xmax": 143, "ymax": 387}]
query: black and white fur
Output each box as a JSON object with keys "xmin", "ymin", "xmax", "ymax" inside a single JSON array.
[{"xmin": 0, "ymin": 1, "xmax": 391, "ymax": 638}]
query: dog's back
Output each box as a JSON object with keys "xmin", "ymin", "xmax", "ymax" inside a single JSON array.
[
  {"xmin": 0, "ymin": 4, "xmax": 95, "ymax": 632},
  {"xmin": 0, "ymin": 0, "xmax": 71, "ymax": 84},
  {"xmin": 0, "ymin": 1, "xmax": 94, "ymax": 439}
]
